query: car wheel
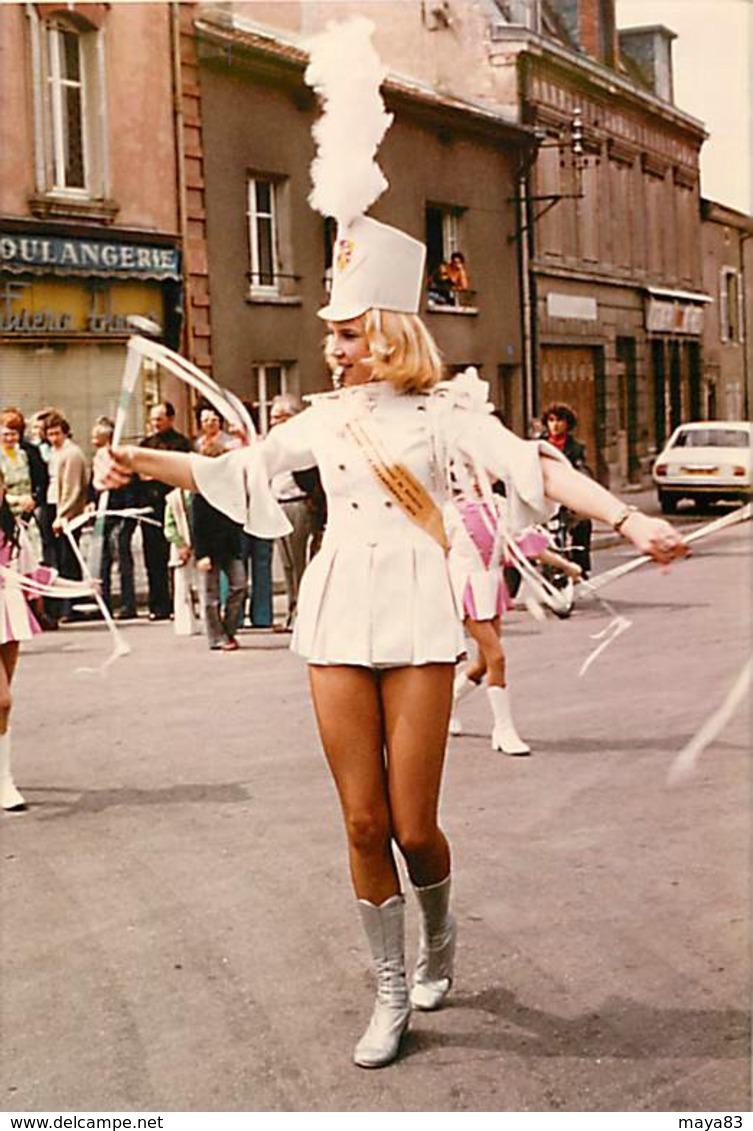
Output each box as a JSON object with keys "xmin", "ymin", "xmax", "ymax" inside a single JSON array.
[{"xmin": 659, "ymin": 491, "xmax": 678, "ymax": 515}]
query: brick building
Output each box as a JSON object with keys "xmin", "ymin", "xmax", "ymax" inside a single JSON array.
[{"xmin": 0, "ymin": 2, "xmax": 186, "ymax": 446}]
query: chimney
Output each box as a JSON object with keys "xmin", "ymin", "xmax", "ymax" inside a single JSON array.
[
  {"xmin": 619, "ymin": 25, "xmax": 677, "ymax": 103},
  {"xmin": 550, "ymin": 0, "xmax": 618, "ymax": 66}
]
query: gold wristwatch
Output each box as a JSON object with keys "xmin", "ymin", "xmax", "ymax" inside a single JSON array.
[{"xmin": 612, "ymin": 504, "xmax": 639, "ymax": 533}]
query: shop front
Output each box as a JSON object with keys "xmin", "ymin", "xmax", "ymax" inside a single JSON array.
[
  {"xmin": 645, "ymin": 287, "xmax": 710, "ymax": 448},
  {"xmin": 0, "ymin": 228, "xmax": 183, "ymax": 447}
]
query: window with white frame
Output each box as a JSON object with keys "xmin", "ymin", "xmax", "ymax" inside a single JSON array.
[
  {"xmin": 425, "ymin": 204, "xmax": 461, "ymax": 276},
  {"xmin": 247, "ymin": 176, "xmax": 297, "ymax": 298},
  {"xmin": 719, "ymin": 267, "xmax": 742, "ymax": 344},
  {"xmin": 425, "ymin": 203, "xmax": 475, "ymax": 309},
  {"xmin": 251, "ymin": 363, "xmax": 294, "ymax": 434},
  {"xmin": 46, "ymin": 23, "xmax": 87, "ymax": 191},
  {"xmin": 28, "ymin": 9, "xmax": 108, "ymax": 203}
]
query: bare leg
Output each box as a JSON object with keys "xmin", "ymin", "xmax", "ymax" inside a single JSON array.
[
  {"xmin": 308, "ymin": 664, "xmax": 398, "ymax": 905},
  {"xmin": 0, "ymin": 643, "xmax": 24, "ymax": 810},
  {"xmin": 381, "ymin": 663, "xmax": 454, "ymax": 886},
  {"xmin": 0, "ymin": 642, "xmax": 20, "ymax": 734},
  {"xmin": 464, "ymin": 617, "xmax": 505, "ymax": 687},
  {"xmin": 309, "ymin": 662, "xmax": 440, "ymax": 1068},
  {"xmin": 463, "ymin": 641, "xmax": 487, "ymax": 685}
]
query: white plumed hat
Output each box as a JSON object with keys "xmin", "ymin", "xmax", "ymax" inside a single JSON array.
[
  {"xmin": 305, "ymin": 19, "xmax": 426, "ymax": 322},
  {"xmin": 317, "ymin": 215, "xmax": 426, "ymax": 322}
]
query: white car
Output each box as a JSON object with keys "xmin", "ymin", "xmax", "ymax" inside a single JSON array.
[{"xmin": 652, "ymin": 421, "xmax": 751, "ymax": 514}]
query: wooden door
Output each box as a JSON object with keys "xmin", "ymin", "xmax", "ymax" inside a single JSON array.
[{"xmin": 539, "ymin": 345, "xmax": 600, "ymax": 477}]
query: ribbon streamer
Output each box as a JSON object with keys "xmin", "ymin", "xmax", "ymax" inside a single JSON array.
[
  {"xmin": 667, "ymin": 657, "xmax": 751, "ymax": 786},
  {"xmin": 61, "ymin": 519, "xmax": 131, "ymax": 673},
  {"xmin": 577, "ymin": 614, "xmax": 633, "ymax": 677},
  {"xmin": 582, "ymin": 502, "xmax": 751, "ymax": 597},
  {"xmin": 86, "ymin": 334, "xmax": 259, "ymax": 667},
  {"xmin": 0, "ymin": 565, "xmax": 95, "ymax": 600},
  {"xmin": 68, "ymin": 507, "xmax": 161, "ymax": 535},
  {"xmin": 502, "ymin": 528, "xmax": 573, "ymax": 618},
  {"xmin": 126, "ymin": 336, "xmax": 256, "ymax": 441},
  {"xmin": 574, "ymin": 503, "xmax": 751, "ymax": 676}
]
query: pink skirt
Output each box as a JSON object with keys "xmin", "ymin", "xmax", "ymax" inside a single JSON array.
[{"xmin": 452, "ymin": 503, "xmax": 550, "ymax": 621}]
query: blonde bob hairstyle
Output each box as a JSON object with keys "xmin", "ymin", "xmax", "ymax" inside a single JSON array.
[{"xmin": 325, "ymin": 310, "xmax": 445, "ymax": 393}]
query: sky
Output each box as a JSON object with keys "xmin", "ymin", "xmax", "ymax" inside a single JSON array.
[{"xmin": 616, "ymin": 0, "xmax": 752, "ymax": 214}]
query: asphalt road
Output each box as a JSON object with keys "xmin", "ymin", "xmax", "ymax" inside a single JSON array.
[{"xmin": 1, "ymin": 513, "xmax": 750, "ymax": 1113}]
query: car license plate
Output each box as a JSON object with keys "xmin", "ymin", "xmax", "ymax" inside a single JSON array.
[{"xmin": 682, "ymin": 466, "xmax": 717, "ymax": 475}]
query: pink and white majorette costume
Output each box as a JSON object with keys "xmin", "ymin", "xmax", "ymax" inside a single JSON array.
[
  {"xmin": 0, "ymin": 529, "xmax": 55, "ymax": 645},
  {"xmin": 445, "ymin": 494, "xmax": 550, "ymax": 622},
  {"xmin": 437, "ymin": 372, "xmax": 552, "ymax": 755},
  {"xmin": 445, "ymin": 489, "xmax": 549, "ymax": 754},
  {"xmin": 0, "ymin": 527, "xmax": 58, "ymax": 811}
]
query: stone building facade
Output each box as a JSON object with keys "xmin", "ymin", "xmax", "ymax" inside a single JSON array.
[
  {"xmin": 489, "ymin": 3, "xmax": 708, "ymax": 486},
  {"xmin": 700, "ymin": 199, "xmax": 753, "ymax": 424}
]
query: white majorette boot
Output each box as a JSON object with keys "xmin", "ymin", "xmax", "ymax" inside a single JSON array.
[
  {"xmin": 354, "ymin": 894, "xmax": 411, "ymax": 1069},
  {"xmin": 410, "ymin": 874, "xmax": 456, "ymax": 1011},
  {"xmin": 0, "ymin": 731, "xmax": 26, "ymax": 811},
  {"xmin": 449, "ymin": 670, "xmax": 479, "ymax": 736},
  {"xmin": 488, "ymin": 686, "xmax": 531, "ymax": 756}
]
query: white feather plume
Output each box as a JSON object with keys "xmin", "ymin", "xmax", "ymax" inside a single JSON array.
[{"xmin": 305, "ymin": 18, "xmax": 393, "ymax": 226}]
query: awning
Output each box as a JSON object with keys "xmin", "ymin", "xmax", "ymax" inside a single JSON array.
[{"xmin": 646, "ymin": 286, "xmax": 712, "ymax": 304}]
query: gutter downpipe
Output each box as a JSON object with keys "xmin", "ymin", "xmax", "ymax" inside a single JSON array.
[
  {"xmin": 516, "ymin": 133, "xmax": 539, "ymax": 434},
  {"xmin": 170, "ymin": 1, "xmax": 191, "ymax": 359}
]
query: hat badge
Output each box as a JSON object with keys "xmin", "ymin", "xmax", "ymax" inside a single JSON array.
[{"xmin": 336, "ymin": 237, "xmax": 355, "ymax": 273}]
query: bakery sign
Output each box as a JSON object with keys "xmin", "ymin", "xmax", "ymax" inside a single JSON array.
[{"xmin": 0, "ymin": 232, "xmax": 180, "ymax": 280}]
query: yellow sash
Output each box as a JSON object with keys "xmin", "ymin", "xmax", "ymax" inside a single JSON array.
[{"xmin": 344, "ymin": 417, "xmax": 449, "ymax": 553}]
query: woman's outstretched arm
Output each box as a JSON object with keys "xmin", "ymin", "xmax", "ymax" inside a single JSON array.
[
  {"xmin": 540, "ymin": 455, "xmax": 687, "ymax": 565},
  {"xmin": 94, "ymin": 445, "xmax": 197, "ymax": 492}
]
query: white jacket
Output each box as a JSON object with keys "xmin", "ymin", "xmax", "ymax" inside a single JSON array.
[{"xmin": 191, "ymin": 381, "xmax": 564, "ymax": 666}]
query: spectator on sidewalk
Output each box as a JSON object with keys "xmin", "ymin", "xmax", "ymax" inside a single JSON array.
[
  {"xmin": 239, "ymin": 401, "xmax": 274, "ymax": 629},
  {"xmin": 192, "ymin": 441, "xmax": 246, "ymax": 651},
  {"xmin": 194, "ymin": 404, "xmax": 234, "ymax": 454},
  {"xmin": 138, "ymin": 402, "xmax": 191, "ymax": 621},
  {"xmin": 46, "ymin": 412, "xmax": 88, "ymax": 622},
  {"xmin": 164, "ymin": 486, "xmax": 201, "ymax": 636},
  {"xmin": 90, "ymin": 417, "xmax": 138, "ymax": 620},
  {"xmin": 269, "ymin": 394, "xmax": 315, "ymax": 630}
]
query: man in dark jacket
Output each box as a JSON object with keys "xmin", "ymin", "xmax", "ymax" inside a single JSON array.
[{"xmin": 138, "ymin": 402, "xmax": 191, "ymax": 620}]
